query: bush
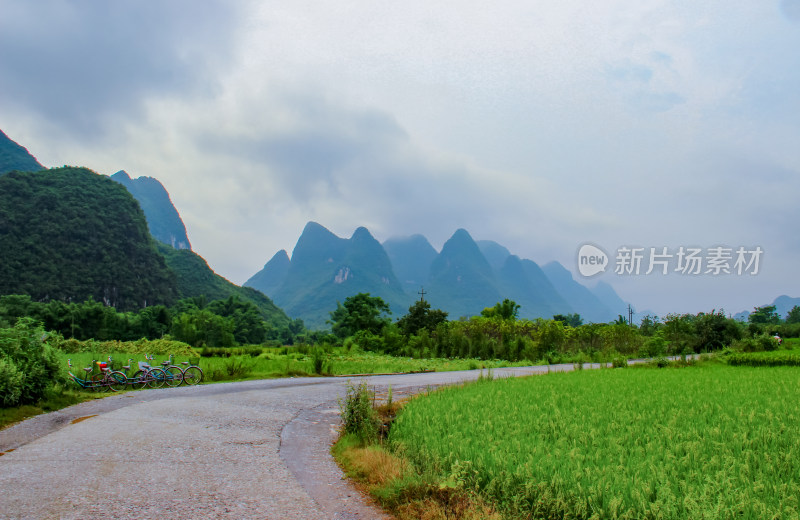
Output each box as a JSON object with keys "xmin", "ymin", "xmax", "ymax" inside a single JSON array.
[
  {"xmin": 0, "ymin": 319, "xmax": 61, "ymax": 407},
  {"xmin": 339, "ymin": 380, "xmax": 379, "ymax": 444},
  {"xmin": 611, "ymin": 357, "xmax": 628, "ymax": 368},
  {"xmin": 730, "ymin": 334, "xmax": 779, "ymax": 353}
]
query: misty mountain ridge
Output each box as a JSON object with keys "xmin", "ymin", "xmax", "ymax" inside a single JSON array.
[{"xmin": 246, "ymin": 222, "xmax": 628, "ymax": 328}]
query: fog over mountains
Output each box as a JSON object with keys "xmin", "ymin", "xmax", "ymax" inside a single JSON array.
[{"xmin": 246, "ymin": 222, "xmax": 631, "ymax": 329}]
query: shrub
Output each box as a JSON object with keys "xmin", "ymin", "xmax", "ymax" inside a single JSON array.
[
  {"xmin": 311, "ymin": 347, "xmax": 325, "ymax": 375},
  {"xmin": 0, "ymin": 319, "xmax": 61, "ymax": 407},
  {"xmin": 611, "ymin": 357, "xmax": 628, "ymax": 368},
  {"xmin": 339, "ymin": 380, "xmax": 379, "ymax": 444}
]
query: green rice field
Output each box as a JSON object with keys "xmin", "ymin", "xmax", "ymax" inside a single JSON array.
[{"xmin": 390, "ymin": 365, "xmax": 800, "ymax": 519}]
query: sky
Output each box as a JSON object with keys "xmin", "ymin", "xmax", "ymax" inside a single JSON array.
[{"xmin": 1, "ymin": 0, "xmax": 799, "ymax": 318}]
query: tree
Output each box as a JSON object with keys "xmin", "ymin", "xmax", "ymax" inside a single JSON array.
[
  {"xmin": 638, "ymin": 314, "xmax": 661, "ymax": 336},
  {"xmin": 481, "ymin": 299, "xmax": 520, "ymax": 321},
  {"xmin": 786, "ymin": 306, "xmax": 800, "ymax": 324},
  {"xmin": 553, "ymin": 313, "xmax": 583, "ymax": 327},
  {"xmin": 171, "ymin": 309, "xmax": 235, "ymax": 348},
  {"xmin": 693, "ymin": 310, "xmax": 741, "ymax": 352},
  {"xmin": 749, "ymin": 305, "xmax": 781, "ymax": 325},
  {"xmin": 396, "ymin": 300, "xmax": 449, "ymax": 336},
  {"xmin": 207, "ymin": 296, "xmax": 268, "ymax": 345},
  {"xmin": 329, "ymin": 293, "xmax": 391, "ymax": 338}
]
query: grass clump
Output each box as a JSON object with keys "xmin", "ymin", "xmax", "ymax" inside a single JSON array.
[{"xmin": 339, "ymin": 380, "xmax": 380, "ymax": 444}]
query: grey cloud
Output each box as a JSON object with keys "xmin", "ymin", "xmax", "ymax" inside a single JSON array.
[
  {"xmin": 0, "ymin": 0, "xmax": 243, "ymax": 139},
  {"xmin": 196, "ymin": 97, "xmax": 409, "ymax": 202}
]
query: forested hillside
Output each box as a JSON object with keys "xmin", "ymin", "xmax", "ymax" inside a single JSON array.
[
  {"xmin": 157, "ymin": 243, "xmax": 290, "ymax": 327},
  {"xmin": 0, "ymin": 167, "xmax": 178, "ymax": 310}
]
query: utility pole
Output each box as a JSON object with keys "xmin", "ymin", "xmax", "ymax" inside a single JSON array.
[
  {"xmin": 628, "ymin": 304, "xmax": 634, "ymax": 326},
  {"xmin": 418, "ymin": 286, "xmax": 427, "ymax": 302}
]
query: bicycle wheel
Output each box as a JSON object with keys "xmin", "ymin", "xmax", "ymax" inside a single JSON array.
[
  {"xmin": 182, "ymin": 366, "xmax": 204, "ymax": 386},
  {"xmin": 163, "ymin": 366, "xmax": 183, "ymax": 387},
  {"xmin": 146, "ymin": 368, "xmax": 167, "ymax": 389},
  {"xmin": 90, "ymin": 373, "xmax": 110, "ymax": 392},
  {"xmin": 130, "ymin": 370, "xmax": 149, "ymax": 390},
  {"xmin": 108, "ymin": 371, "xmax": 128, "ymax": 392}
]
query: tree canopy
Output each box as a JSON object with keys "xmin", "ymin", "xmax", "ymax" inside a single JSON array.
[
  {"xmin": 329, "ymin": 293, "xmax": 391, "ymax": 338},
  {"xmin": 480, "ymin": 299, "xmax": 520, "ymax": 321},
  {"xmin": 396, "ymin": 300, "xmax": 448, "ymax": 336}
]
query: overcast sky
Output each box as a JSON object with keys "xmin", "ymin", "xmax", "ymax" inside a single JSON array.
[{"xmin": 2, "ymin": 0, "xmax": 799, "ymax": 317}]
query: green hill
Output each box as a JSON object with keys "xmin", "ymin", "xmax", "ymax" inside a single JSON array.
[
  {"xmin": 0, "ymin": 167, "xmax": 178, "ymax": 309},
  {"xmin": 157, "ymin": 242, "xmax": 290, "ymax": 326},
  {"xmin": 0, "ymin": 129, "xmax": 43, "ymax": 175}
]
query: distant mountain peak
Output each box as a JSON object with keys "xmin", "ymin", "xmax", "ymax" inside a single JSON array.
[
  {"xmin": 351, "ymin": 226, "xmax": 375, "ymax": 242},
  {"xmin": 111, "ymin": 170, "xmax": 191, "ymax": 250},
  {"xmin": 111, "ymin": 169, "xmax": 132, "ymax": 182}
]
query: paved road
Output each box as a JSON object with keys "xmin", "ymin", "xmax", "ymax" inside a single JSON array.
[{"xmin": 0, "ymin": 365, "xmax": 575, "ymax": 519}]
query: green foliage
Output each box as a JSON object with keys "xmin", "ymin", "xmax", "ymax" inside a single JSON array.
[
  {"xmin": 207, "ymin": 296, "xmax": 268, "ymax": 344},
  {"xmin": 0, "ymin": 319, "xmax": 61, "ymax": 407},
  {"xmin": 730, "ymin": 334, "xmax": 780, "ymax": 353},
  {"xmin": 552, "ymin": 313, "xmax": 582, "ymax": 327},
  {"xmin": 170, "ymin": 308, "xmax": 235, "ymax": 348},
  {"xmin": 396, "ymin": 300, "xmax": 448, "ymax": 336},
  {"xmin": 693, "ymin": 310, "xmax": 741, "ymax": 352},
  {"xmin": 749, "ymin": 304, "xmax": 781, "ymax": 325},
  {"xmin": 329, "ymin": 293, "xmax": 391, "ymax": 338},
  {"xmin": 49, "ymin": 336, "xmax": 195, "ymax": 357},
  {"xmin": 480, "ymin": 298, "xmax": 520, "ymax": 320},
  {"xmin": 0, "ymin": 167, "xmax": 178, "ymax": 310},
  {"xmin": 786, "ymin": 305, "xmax": 800, "ymax": 324},
  {"xmin": 637, "ymin": 314, "xmax": 661, "ymax": 336},
  {"xmin": 727, "ymin": 350, "xmax": 800, "ymax": 367},
  {"xmin": 156, "ymin": 243, "xmax": 292, "ymax": 330},
  {"xmin": 339, "ymin": 380, "xmax": 380, "ymax": 444}
]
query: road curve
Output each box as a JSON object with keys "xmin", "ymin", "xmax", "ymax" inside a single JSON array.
[{"xmin": 0, "ymin": 365, "xmax": 572, "ymax": 519}]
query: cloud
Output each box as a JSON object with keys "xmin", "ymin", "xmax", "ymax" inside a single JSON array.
[
  {"xmin": 2, "ymin": 0, "xmax": 800, "ymax": 316},
  {"xmin": 0, "ymin": 0, "xmax": 243, "ymax": 140}
]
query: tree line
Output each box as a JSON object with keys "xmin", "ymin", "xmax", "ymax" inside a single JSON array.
[
  {"xmin": 326, "ymin": 294, "xmax": 800, "ymax": 362},
  {"xmin": 0, "ymin": 294, "xmax": 306, "ymax": 347}
]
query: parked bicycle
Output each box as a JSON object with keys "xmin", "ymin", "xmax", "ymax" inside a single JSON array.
[
  {"xmin": 179, "ymin": 360, "xmax": 204, "ymax": 386},
  {"xmin": 154, "ymin": 354, "xmax": 185, "ymax": 387},
  {"xmin": 130, "ymin": 356, "xmax": 169, "ymax": 389},
  {"xmin": 67, "ymin": 359, "xmax": 127, "ymax": 392}
]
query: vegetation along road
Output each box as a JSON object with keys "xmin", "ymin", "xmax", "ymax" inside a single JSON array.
[{"xmin": 0, "ymin": 365, "xmax": 579, "ymax": 520}]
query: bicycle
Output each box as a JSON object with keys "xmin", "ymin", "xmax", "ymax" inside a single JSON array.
[
  {"xmin": 67, "ymin": 359, "xmax": 127, "ymax": 392},
  {"xmin": 154, "ymin": 354, "xmax": 186, "ymax": 387},
  {"xmin": 130, "ymin": 356, "xmax": 168, "ymax": 389},
  {"xmin": 179, "ymin": 359, "xmax": 204, "ymax": 386}
]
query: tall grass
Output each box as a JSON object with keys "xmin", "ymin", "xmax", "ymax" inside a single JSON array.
[{"xmin": 390, "ymin": 365, "xmax": 800, "ymax": 519}]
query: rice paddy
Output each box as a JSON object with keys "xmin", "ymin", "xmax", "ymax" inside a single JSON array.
[{"xmin": 389, "ymin": 365, "xmax": 800, "ymax": 519}]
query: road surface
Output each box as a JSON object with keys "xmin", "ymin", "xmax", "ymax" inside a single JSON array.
[{"xmin": 0, "ymin": 365, "xmax": 578, "ymax": 519}]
